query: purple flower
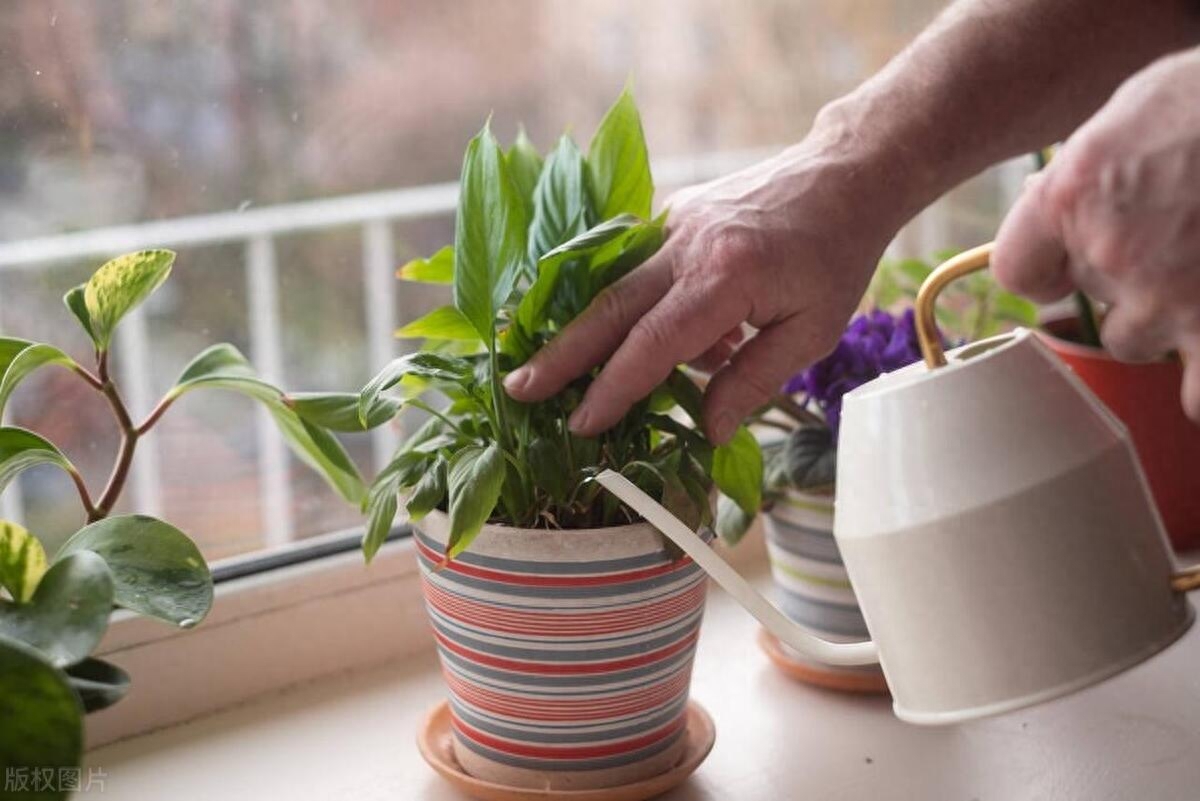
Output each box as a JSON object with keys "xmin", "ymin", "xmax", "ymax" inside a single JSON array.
[{"xmin": 783, "ymin": 308, "xmax": 923, "ymax": 438}]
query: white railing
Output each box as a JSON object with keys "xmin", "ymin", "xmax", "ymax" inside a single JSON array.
[{"xmin": 0, "ymin": 148, "xmax": 1030, "ymax": 543}]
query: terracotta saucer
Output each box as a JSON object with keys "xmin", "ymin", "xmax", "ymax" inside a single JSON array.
[
  {"xmin": 417, "ymin": 700, "xmax": 715, "ymax": 801},
  {"xmin": 758, "ymin": 628, "xmax": 890, "ymax": 695}
]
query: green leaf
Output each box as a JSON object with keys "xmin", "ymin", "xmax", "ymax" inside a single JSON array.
[
  {"xmin": 528, "ymin": 135, "xmax": 591, "ymax": 261},
  {"xmin": 83, "ymin": 249, "xmax": 175, "ymax": 349},
  {"xmin": 895, "ymin": 258, "xmax": 933, "ymax": 287},
  {"xmin": 712, "ymin": 425, "xmax": 763, "ymax": 517},
  {"xmin": 783, "ymin": 424, "xmax": 837, "ymax": 491},
  {"xmin": 716, "ymin": 494, "xmax": 755, "ymax": 546},
  {"xmin": 587, "ymin": 88, "xmax": 653, "ymax": 219},
  {"xmin": 528, "ymin": 437, "xmax": 569, "ymax": 504},
  {"xmin": 445, "ymin": 444, "xmax": 506, "ymax": 559},
  {"xmin": 664, "ymin": 369, "xmax": 704, "ymax": 424},
  {"xmin": 516, "ymin": 214, "xmax": 643, "ymax": 334},
  {"xmin": 589, "ymin": 212, "xmax": 667, "ymax": 292},
  {"xmin": 169, "ymin": 345, "xmax": 366, "ymax": 504},
  {"xmin": 57, "ymin": 515, "xmax": 212, "ymax": 627},
  {"xmin": 63, "ymin": 285, "xmax": 97, "ymax": 345},
  {"xmin": 0, "ymin": 337, "xmax": 33, "ymax": 377},
  {"xmin": 406, "ymin": 455, "xmax": 448, "ymax": 521},
  {"xmin": 397, "ymin": 245, "xmax": 454, "ymax": 284},
  {"xmin": 506, "ymin": 129, "xmax": 544, "ymax": 217},
  {"xmin": 0, "ymin": 343, "xmax": 81, "ymax": 419},
  {"xmin": 65, "ymin": 656, "xmax": 130, "ymax": 713},
  {"xmin": 453, "ymin": 123, "xmax": 529, "ymax": 344},
  {"xmin": 396, "ymin": 305, "xmax": 482, "ymax": 342},
  {"xmin": 0, "ymin": 551, "xmax": 113, "ymax": 668},
  {"xmin": 359, "ymin": 352, "xmax": 473, "ymax": 425},
  {"xmin": 0, "ymin": 520, "xmax": 48, "ymax": 603},
  {"xmin": 992, "ymin": 291, "xmax": 1039, "ymax": 328},
  {"xmin": 288, "ymin": 392, "xmax": 399, "ymax": 432},
  {"xmin": 0, "ymin": 635, "xmax": 82, "ymax": 798},
  {"xmin": 361, "ymin": 450, "xmax": 433, "ymax": 561},
  {"xmin": 0, "ymin": 427, "xmax": 77, "ymax": 499}
]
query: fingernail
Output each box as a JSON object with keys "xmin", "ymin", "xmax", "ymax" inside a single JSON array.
[
  {"xmin": 504, "ymin": 367, "xmax": 531, "ymax": 395},
  {"xmin": 711, "ymin": 410, "xmax": 736, "ymax": 444},
  {"xmin": 568, "ymin": 405, "xmax": 591, "ymax": 434}
]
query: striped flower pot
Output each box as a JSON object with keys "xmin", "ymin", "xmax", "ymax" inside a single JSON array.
[
  {"xmin": 415, "ymin": 510, "xmax": 709, "ymax": 791},
  {"xmin": 762, "ymin": 487, "xmax": 887, "ymax": 692}
]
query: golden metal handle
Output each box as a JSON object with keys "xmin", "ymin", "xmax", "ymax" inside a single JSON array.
[
  {"xmin": 1171, "ymin": 567, "xmax": 1200, "ymax": 593},
  {"xmin": 915, "ymin": 242, "xmax": 996, "ymax": 369}
]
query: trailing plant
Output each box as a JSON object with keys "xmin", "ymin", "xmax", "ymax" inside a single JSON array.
[
  {"xmin": 0, "ymin": 250, "xmax": 371, "ymax": 797},
  {"xmin": 359, "ymin": 89, "xmax": 763, "ymax": 560}
]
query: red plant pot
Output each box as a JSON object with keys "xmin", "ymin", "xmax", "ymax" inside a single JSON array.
[{"xmin": 1040, "ymin": 320, "xmax": 1200, "ymax": 551}]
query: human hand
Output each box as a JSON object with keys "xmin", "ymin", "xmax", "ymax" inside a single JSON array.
[
  {"xmin": 503, "ymin": 130, "xmax": 904, "ymax": 444},
  {"xmin": 993, "ymin": 48, "xmax": 1200, "ymax": 420}
]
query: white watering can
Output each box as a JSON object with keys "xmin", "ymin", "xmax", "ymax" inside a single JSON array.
[{"xmin": 598, "ymin": 243, "xmax": 1200, "ymax": 725}]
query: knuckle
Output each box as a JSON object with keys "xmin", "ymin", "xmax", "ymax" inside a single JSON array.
[
  {"xmin": 707, "ymin": 226, "xmax": 761, "ymax": 272},
  {"xmin": 628, "ymin": 314, "xmax": 675, "ymax": 353},
  {"xmin": 592, "ymin": 285, "xmax": 631, "ymax": 330}
]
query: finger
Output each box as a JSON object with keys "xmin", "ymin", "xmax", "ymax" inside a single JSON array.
[
  {"xmin": 1099, "ymin": 302, "xmax": 1172, "ymax": 363},
  {"xmin": 688, "ymin": 328, "xmax": 745, "ymax": 373},
  {"xmin": 702, "ymin": 318, "xmax": 813, "ymax": 444},
  {"xmin": 504, "ymin": 250, "xmax": 674, "ymax": 402},
  {"xmin": 568, "ymin": 281, "xmax": 747, "ymax": 436},
  {"xmin": 993, "ymin": 173, "xmax": 1075, "ymax": 303},
  {"xmin": 1181, "ymin": 351, "xmax": 1200, "ymax": 424}
]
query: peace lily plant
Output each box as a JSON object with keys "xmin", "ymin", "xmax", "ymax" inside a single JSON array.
[
  {"xmin": 0, "ymin": 250, "xmax": 374, "ymax": 794},
  {"xmin": 358, "ymin": 89, "xmax": 763, "ymax": 560}
]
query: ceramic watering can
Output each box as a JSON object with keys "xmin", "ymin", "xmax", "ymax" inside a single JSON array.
[{"xmin": 598, "ymin": 242, "xmax": 1200, "ymax": 725}]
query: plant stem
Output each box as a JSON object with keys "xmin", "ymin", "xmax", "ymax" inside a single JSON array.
[
  {"xmin": 71, "ymin": 365, "xmax": 104, "ymax": 392},
  {"xmin": 66, "ymin": 466, "xmax": 98, "ymax": 521},
  {"xmin": 136, "ymin": 395, "xmax": 176, "ymax": 436},
  {"xmin": 92, "ymin": 351, "xmax": 139, "ymax": 520},
  {"xmin": 1074, "ymin": 291, "xmax": 1103, "ymax": 348},
  {"xmin": 770, "ymin": 395, "xmax": 826, "ymax": 428}
]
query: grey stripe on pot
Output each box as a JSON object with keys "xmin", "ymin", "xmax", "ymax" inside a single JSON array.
[
  {"xmin": 424, "ymin": 603, "xmax": 706, "ymax": 649},
  {"xmin": 442, "ymin": 664, "xmax": 692, "ymax": 707},
  {"xmin": 452, "ymin": 723, "xmax": 686, "ymax": 773},
  {"xmin": 422, "ymin": 570, "xmax": 706, "ymax": 612},
  {"xmin": 413, "ymin": 529, "xmax": 670, "ymax": 574},
  {"xmin": 764, "ymin": 521, "xmax": 844, "ymax": 563},
  {"xmin": 427, "ymin": 616, "xmax": 701, "ymax": 664},
  {"xmin": 417, "ymin": 555, "xmax": 705, "ymax": 601},
  {"xmin": 448, "ymin": 694, "xmax": 690, "ymax": 744},
  {"xmin": 777, "ymin": 591, "xmax": 870, "ymax": 638},
  {"xmin": 436, "ymin": 645, "xmax": 698, "ymax": 690}
]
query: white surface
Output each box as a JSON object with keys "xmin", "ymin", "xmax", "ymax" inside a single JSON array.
[{"xmin": 89, "ymin": 580, "xmax": 1200, "ymax": 801}]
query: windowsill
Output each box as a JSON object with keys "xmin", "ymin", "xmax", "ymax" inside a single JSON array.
[{"xmin": 87, "ymin": 574, "xmax": 1200, "ymax": 800}]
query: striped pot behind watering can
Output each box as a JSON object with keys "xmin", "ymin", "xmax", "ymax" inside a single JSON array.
[
  {"xmin": 415, "ymin": 510, "xmax": 709, "ymax": 791},
  {"xmin": 762, "ymin": 488, "xmax": 888, "ymax": 693}
]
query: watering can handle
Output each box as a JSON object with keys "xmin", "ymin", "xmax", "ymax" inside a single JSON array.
[
  {"xmin": 595, "ymin": 470, "xmax": 880, "ymax": 667},
  {"xmin": 915, "ymin": 243, "xmax": 1200, "ymax": 593},
  {"xmin": 914, "ymin": 242, "xmax": 996, "ymax": 369}
]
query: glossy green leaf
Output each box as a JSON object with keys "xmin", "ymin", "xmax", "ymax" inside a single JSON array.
[
  {"xmin": 0, "ymin": 428, "xmax": 76, "ymax": 499},
  {"xmin": 0, "ymin": 343, "xmax": 81, "ymax": 419},
  {"xmin": 445, "ymin": 444, "xmax": 505, "ymax": 559},
  {"xmin": 664, "ymin": 370, "xmax": 705, "ymax": 424},
  {"xmin": 62, "ymin": 285, "xmax": 97, "ymax": 345},
  {"xmin": 83, "ymin": 249, "xmax": 175, "ymax": 349},
  {"xmin": 288, "ymin": 392, "xmax": 399, "ymax": 432},
  {"xmin": 0, "ymin": 635, "xmax": 82, "ymax": 798},
  {"xmin": 361, "ymin": 450, "xmax": 432, "ymax": 561},
  {"xmin": 359, "ymin": 352, "xmax": 473, "ymax": 425},
  {"xmin": 58, "ymin": 515, "xmax": 212, "ymax": 627},
  {"xmin": 528, "ymin": 135, "xmax": 591, "ymax": 262},
  {"xmin": 588, "ymin": 212, "xmax": 667, "ymax": 291},
  {"xmin": 0, "ymin": 551, "xmax": 113, "ymax": 668},
  {"xmin": 712, "ymin": 425, "xmax": 763, "ymax": 517},
  {"xmin": 516, "ymin": 214, "xmax": 641, "ymax": 334},
  {"xmin": 0, "ymin": 520, "xmax": 48, "ymax": 603},
  {"xmin": 528, "ymin": 436, "xmax": 569, "ymax": 504},
  {"xmin": 715, "ymin": 493, "xmax": 755, "ymax": 546},
  {"xmin": 65, "ymin": 656, "xmax": 130, "ymax": 713},
  {"xmin": 506, "ymin": 129, "xmax": 544, "ymax": 217},
  {"xmin": 169, "ymin": 345, "xmax": 366, "ymax": 504},
  {"xmin": 0, "ymin": 337, "xmax": 33, "ymax": 377},
  {"xmin": 397, "ymin": 245, "xmax": 454, "ymax": 284},
  {"xmin": 396, "ymin": 305, "xmax": 481, "ymax": 342},
  {"xmin": 406, "ymin": 455, "xmax": 447, "ymax": 521},
  {"xmin": 587, "ymin": 88, "xmax": 653, "ymax": 219},
  {"xmin": 453, "ymin": 123, "xmax": 529, "ymax": 343}
]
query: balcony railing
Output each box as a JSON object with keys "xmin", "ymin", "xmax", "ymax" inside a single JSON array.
[{"xmin": 0, "ymin": 149, "xmax": 1028, "ymax": 548}]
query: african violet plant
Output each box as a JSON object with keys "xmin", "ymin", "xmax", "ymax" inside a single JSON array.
[
  {"xmin": 357, "ymin": 89, "xmax": 762, "ymax": 560},
  {"xmin": 0, "ymin": 250, "xmax": 373, "ymax": 792}
]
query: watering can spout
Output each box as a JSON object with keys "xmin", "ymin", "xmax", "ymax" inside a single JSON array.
[{"xmin": 595, "ymin": 470, "xmax": 880, "ymax": 668}]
